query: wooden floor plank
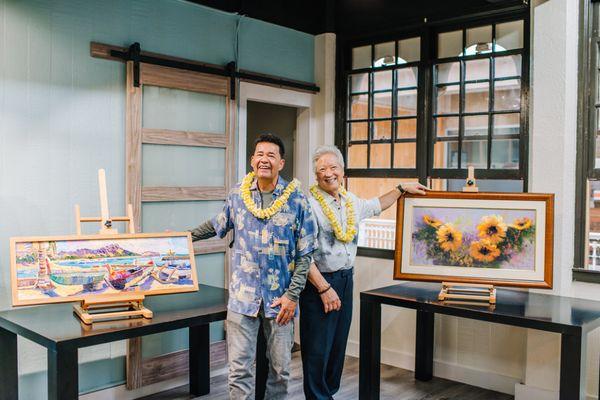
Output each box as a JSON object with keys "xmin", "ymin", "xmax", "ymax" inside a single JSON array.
[{"xmin": 136, "ymin": 352, "xmax": 513, "ymax": 400}]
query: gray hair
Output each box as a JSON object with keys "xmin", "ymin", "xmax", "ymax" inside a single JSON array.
[{"xmin": 312, "ymin": 145, "xmax": 345, "ymax": 173}]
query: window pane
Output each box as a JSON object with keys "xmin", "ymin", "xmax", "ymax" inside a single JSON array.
[
  {"xmin": 373, "ymin": 119, "xmax": 392, "ymax": 140},
  {"xmin": 491, "ymin": 138, "xmax": 519, "ymax": 169},
  {"xmin": 494, "ymin": 79, "xmax": 521, "ymax": 111},
  {"xmin": 495, "ymin": 55, "xmax": 522, "ymax": 78},
  {"xmin": 434, "ymin": 140, "xmax": 459, "ymax": 168},
  {"xmin": 373, "ymin": 92, "xmax": 392, "ymax": 118},
  {"xmin": 438, "ymin": 30, "xmax": 463, "ymax": 58},
  {"xmin": 435, "ymin": 116, "xmax": 459, "ymax": 137},
  {"xmin": 399, "ymin": 37, "xmax": 421, "ymax": 62},
  {"xmin": 374, "ymin": 41, "xmax": 396, "ymax": 67},
  {"xmin": 436, "ymin": 62, "xmax": 460, "ymax": 84},
  {"xmin": 143, "ymin": 86, "xmax": 226, "ymax": 133},
  {"xmin": 596, "ymin": 109, "xmax": 600, "ymax": 168},
  {"xmin": 465, "ymin": 59, "xmax": 490, "ymax": 81},
  {"xmin": 397, "ymin": 67, "xmax": 418, "ymax": 88},
  {"xmin": 462, "ymin": 138, "xmax": 488, "ymax": 168},
  {"xmin": 350, "ymin": 94, "xmax": 368, "ymax": 120},
  {"xmin": 398, "ymin": 118, "xmax": 417, "ymax": 139},
  {"xmin": 350, "ymin": 73, "xmax": 369, "ymax": 93},
  {"xmin": 436, "ymin": 85, "xmax": 460, "ymax": 114},
  {"xmin": 587, "ymin": 180, "xmax": 600, "ymax": 269},
  {"xmin": 142, "ymin": 201, "xmax": 223, "ymax": 232},
  {"xmin": 464, "ymin": 115, "xmax": 489, "ymax": 136},
  {"xmin": 397, "ymin": 90, "xmax": 417, "ymax": 116},
  {"xmin": 374, "ymin": 70, "xmax": 392, "ymax": 91},
  {"xmin": 466, "ymin": 25, "xmax": 492, "ymax": 55},
  {"xmin": 465, "ymin": 82, "xmax": 489, "ymax": 113},
  {"xmin": 496, "ymin": 20, "xmax": 524, "ymax": 51},
  {"xmin": 370, "ymin": 143, "xmax": 391, "ymax": 168},
  {"xmin": 352, "ymin": 45, "xmax": 371, "ymax": 69},
  {"xmin": 393, "ymin": 142, "xmax": 416, "ymax": 168},
  {"xmin": 348, "ymin": 144, "xmax": 368, "ymax": 168},
  {"xmin": 347, "ymin": 177, "xmax": 419, "ymax": 249},
  {"xmin": 493, "ymin": 113, "xmax": 520, "ymax": 135},
  {"xmin": 430, "ymin": 178, "xmax": 523, "ymax": 192},
  {"xmin": 142, "ymin": 144, "xmax": 225, "ymax": 187},
  {"xmin": 349, "ymin": 122, "xmax": 368, "ymax": 141}
]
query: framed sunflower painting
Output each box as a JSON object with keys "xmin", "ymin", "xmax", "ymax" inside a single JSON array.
[{"xmin": 393, "ymin": 191, "xmax": 554, "ymax": 288}]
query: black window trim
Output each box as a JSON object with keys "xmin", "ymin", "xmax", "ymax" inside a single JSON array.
[
  {"xmin": 574, "ymin": 0, "xmax": 598, "ymax": 281},
  {"xmin": 336, "ymin": 8, "xmax": 531, "ymax": 260}
]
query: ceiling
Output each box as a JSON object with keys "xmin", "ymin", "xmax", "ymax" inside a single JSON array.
[{"xmin": 189, "ymin": 0, "xmax": 527, "ymax": 37}]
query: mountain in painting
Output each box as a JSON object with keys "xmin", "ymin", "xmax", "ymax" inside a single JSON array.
[{"xmin": 57, "ymin": 244, "xmax": 140, "ymax": 260}]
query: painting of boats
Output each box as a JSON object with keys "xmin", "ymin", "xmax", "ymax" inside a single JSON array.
[{"xmin": 10, "ymin": 232, "xmax": 198, "ymax": 306}]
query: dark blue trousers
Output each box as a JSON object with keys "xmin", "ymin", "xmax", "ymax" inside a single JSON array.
[{"xmin": 299, "ymin": 268, "xmax": 353, "ymax": 400}]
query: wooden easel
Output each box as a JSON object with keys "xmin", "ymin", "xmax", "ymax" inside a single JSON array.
[
  {"xmin": 72, "ymin": 169, "xmax": 153, "ymax": 324},
  {"xmin": 438, "ymin": 282, "xmax": 496, "ymax": 304},
  {"xmin": 462, "ymin": 165, "xmax": 479, "ymax": 192},
  {"xmin": 439, "ymin": 166, "xmax": 496, "ymax": 304}
]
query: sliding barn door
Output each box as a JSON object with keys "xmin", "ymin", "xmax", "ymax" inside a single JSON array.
[{"xmin": 125, "ymin": 60, "xmax": 233, "ymax": 387}]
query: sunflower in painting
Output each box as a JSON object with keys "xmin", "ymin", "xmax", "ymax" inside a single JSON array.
[
  {"xmin": 511, "ymin": 217, "xmax": 532, "ymax": 231},
  {"xmin": 477, "ymin": 215, "xmax": 507, "ymax": 244},
  {"xmin": 423, "ymin": 215, "xmax": 442, "ymax": 228},
  {"xmin": 469, "ymin": 239, "xmax": 501, "ymax": 263},
  {"xmin": 436, "ymin": 224, "xmax": 463, "ymax": 252}
]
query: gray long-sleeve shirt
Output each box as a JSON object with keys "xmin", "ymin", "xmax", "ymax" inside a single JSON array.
[{"xmin": 189, "ymin": 190, "xmax": 311, "ymax": 303}]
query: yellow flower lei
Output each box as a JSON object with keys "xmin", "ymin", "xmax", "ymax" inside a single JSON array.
[
  {"xmin": 310, "ymin": 185, "xmax": 357, "ymax": 243},
  {"xmin": 240, "ymin": 172, "xmax": 299, "ymax": 219}
]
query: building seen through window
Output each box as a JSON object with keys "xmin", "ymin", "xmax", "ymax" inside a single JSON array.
[{"xmin": 342, "ymin": 18, "xmax": 527, "ymax": 252}]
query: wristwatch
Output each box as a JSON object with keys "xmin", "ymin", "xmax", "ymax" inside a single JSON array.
[{"xmin": 396, "ymin": 183, "xmax": 406, "ymax": 195}]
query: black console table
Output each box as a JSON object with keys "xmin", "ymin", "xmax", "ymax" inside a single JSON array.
[
  {"xmin": 0, "ymin": 284, "xmax": 228, "ymax": 400},
  {"xmin": 359, "ymin": 282, "xmax": 600, "ymax": 400}
]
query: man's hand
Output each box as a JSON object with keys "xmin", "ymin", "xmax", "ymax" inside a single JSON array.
[
  {"xmin": 402, "ymin": 182, "xmax": 428, "ymax": 195},
  {"xmin": 320, "ymin": 287, "xmax": 341, "ymax": 313},
  {"xmin": 271, "ymin": 295, "xmax": 297, "ymax": 325}
]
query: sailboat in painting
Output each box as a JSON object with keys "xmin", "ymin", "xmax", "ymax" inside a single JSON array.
[{"xmin": 10, "ymin": 233, "xmax": 198, "ymax": 306}]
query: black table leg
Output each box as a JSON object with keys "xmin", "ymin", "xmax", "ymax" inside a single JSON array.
[
  {"xmin": 0, "ymin": 327, "xmax": 18, "ymax": 400},
  {"xmin": 48, "ymin": 345, "xmax": 78, "ymax": 400},
  {"xmin": 255, "ymin": 319, "xmax": 268, "ymax": 400},
  {"xmin": 560, "ymin": 332, "xmax": 582, "ymax": 400},
  {"xmin": 415, "ymin": 309, "xmax": 434, "ymax": 381},
  {"xmin": 189, "ymin": 324, "xmax": 210, "ymax": 397},
  {"xmin": 359, "ymin": 298, "xmax": 381, "ymax": 400}
]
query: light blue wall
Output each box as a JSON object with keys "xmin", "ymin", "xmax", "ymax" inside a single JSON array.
[{"xmin": 0, "ymin": 0, "xmax": 314, "ymax": 396}]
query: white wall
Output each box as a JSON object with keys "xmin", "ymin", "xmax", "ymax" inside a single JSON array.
[
  {"xmin": 314, "ymin": 0, "xmax": 600, "ymax": 397},
  {"xmin": 524, "ymin": 0, "xmax": 600, "ymax": 398}
]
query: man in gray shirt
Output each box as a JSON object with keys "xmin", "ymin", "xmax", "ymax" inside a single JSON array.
[{"xmin": 300, "ymin": 145, "xmax": 426, "ymax": 400}]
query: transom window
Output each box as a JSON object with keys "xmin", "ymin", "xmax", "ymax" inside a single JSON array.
[
  {"xmin": 432, "ymin": 21, "xmax": 524, "ymax": 174},
  {"xmin": 347, "ymin": 37, "xmax": 421, "ymax": 171}
]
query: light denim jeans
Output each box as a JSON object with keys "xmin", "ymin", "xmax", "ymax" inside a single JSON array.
[{"xmin": 226, "ymin": 309, "xmax": 294, "ymax": 400}]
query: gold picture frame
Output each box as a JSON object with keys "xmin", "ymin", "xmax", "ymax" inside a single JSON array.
[
  {"xmin": 394, "ymin": 191, "xmax": 554, "ymax": 289},
  {"xmin": 10, "ymin": 231, "xmax": 198, "ymax": 306}
]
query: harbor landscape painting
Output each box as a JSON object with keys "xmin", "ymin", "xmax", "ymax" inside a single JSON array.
[{"xmin": 10, "ymin": 233, "xmax": 197, "ymax": 306}]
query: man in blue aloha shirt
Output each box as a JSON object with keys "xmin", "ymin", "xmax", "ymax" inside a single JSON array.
[{"xmin": 189, "ymin": 133, "xmax": 317, "ymax": 399}]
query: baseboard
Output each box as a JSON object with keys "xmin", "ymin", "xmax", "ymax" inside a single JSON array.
[
  {"xmin": 80, "ymin": 365, "xmax": 228, "ymax": 400},
  {"xmin": 346, "ymin": 339, "xmax": 519, "ymax": 395},
  {"xmin": 514, "ymin": 383, "xmax": 558, "ymax": 400},
  {"xmin": 81, "ymin": 340, "xmax": 227, "ymax": 400},
  {"xmin": 514, "ymin": 383, "xmax": 598, "ymax": 400},
  {"xmin": 80, "ymin": 376, "xmax": 189, "ymax": 400}
]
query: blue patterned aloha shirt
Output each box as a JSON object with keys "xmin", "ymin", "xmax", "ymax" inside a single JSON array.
[{"xmin": 211, "ymin": 176, "xmax": 318, "ymax": 318}]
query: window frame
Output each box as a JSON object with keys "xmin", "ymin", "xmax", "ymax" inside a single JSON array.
[
  {"xmin": 429, "ymin": 18, "xmax": 529, "ymax": 179},
  {"xmin": 335, "ymin": 9, "xmax": 530, "ymax": 259},
  {"xmin": 574, "ymin": 0, "xmax": 600, "ymax": 281}
]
